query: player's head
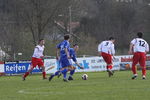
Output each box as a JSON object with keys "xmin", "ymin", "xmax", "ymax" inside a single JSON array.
[
  {"xmin": 38, "ymin": 39, "xmax": 45, "ymax": 45},
  {"xmin": 137, "ymin": 32, "xmax": 143, "ymax": 38},
  {"xmin": 109, "ymin": 37, "xmax": 115, "ymax": 43},
  {"xmin": 73, "ymin": 44, "xmax": 79, "ymax": 51},
  {"xmin": 64, "ymin": 34, "xmax": 70, "ymax": 40}
]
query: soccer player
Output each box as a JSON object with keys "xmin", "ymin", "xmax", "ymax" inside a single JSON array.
[
  {"xmin": 49, "ymin": 44, "xmax": 84, "ymax": 81},
  {"xmin": 22, "ymin": 39, "xmax": 47, "ymax": 80},
  {"xmin": 68, "ymin": 44, "xmax": 84, "ymax": 80},
  {"xmin": 98, "ymin": 37, "xmax": 115, "ymax": 77},
  {"xmin": 128, "ymin": 32, "xmax": 149, "ymax": 79},
  {"xmin": 55, "ymin": 34, "xmax": 72, "ymax": 82}
]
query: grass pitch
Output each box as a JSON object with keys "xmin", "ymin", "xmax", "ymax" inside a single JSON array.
[{"xmin": 0, "ymin": 71, "xmax": 150, "ymax": 100}]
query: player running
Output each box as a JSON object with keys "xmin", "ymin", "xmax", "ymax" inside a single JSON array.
[
  {"xmin": 128, "ymin": 32, "xmax": 149, "ymax": 80},
  {"xmin": 49, "ymin": 44, "xmax": 84, "ymax": 81},
  {"xmin": 67, "ymin": 44, "xmax": 84, "ymax": 80},
  {"xmin": 55, "ymin": 34, "xmax": 72, "ymax": 82},
  {"xmin": 22, "ymin": 39, "xmax": 47, "ymax": 80},
  {"xmin": 98, "ymin": 37, "xmax": 115, "ymax": 77}
]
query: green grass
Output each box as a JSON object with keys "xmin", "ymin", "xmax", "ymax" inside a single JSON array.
[{"xmin": 0, "ymin": 71, "xmax": 150, "ymax": 100}]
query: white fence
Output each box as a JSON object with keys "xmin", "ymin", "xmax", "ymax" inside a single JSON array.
[
  {"xmin": 1, "ymin": 54, "xmax": 150, "ymax": 74},
  {"xmin": 45, "ymin": 56, "xmax": 121, "ymax": 74},
  {"xmin": 45, "ymin": 54, "xmax": 150, "ymax": 74}
]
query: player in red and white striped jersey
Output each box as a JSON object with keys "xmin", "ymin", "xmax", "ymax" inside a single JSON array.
[
  {"xmin": 129, "ymin": 32, "xmax": 149, "ymax": 79},
  {"xmin": 98, "ymin": 37, "xmax": 115, "ymax": 77},
  {"xmin": 22, "ymin": 39, "xmax": 47, "ymax": 80}
]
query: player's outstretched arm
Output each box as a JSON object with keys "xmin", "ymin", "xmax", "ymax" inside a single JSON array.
[
  {"xmin": 128, "ymin": 43, "xmax": 134, "ymax": 54},
  {"xmin": 145, "ymin": 43, "xmax": 149, "ymax": 53},
  {"xmin": 65, "ymin": 48, "xmax": 70, "ymax": 59},
  {"xmin": 75, "ymin": 62, "xmax": 84, "ymax": 69},
  {"xmin": 98, "ymin": 43, "xmax": 102, "ymax": 56},
  {"xmin": 56, "ymin": 48, "xmax": 60, "ymax": 60}
]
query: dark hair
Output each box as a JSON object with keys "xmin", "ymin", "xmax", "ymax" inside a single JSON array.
[
  {"xmin": 137, "ymin": 32, "xmax": 143, "ymax": 38},
  {"xmin": 38, "ymin": 39, "xmax": 44, "ymax": 44},
  {"xmin": 73, "ymin": 44, "xmax": 78, "ymax": 47},
  {"xmin": 64, "ymin": 34, "xmax": 70, "ymax": 40},
  {"xmin": 109, "ymin": 37, "xmax": 115, "ymax": 40}
]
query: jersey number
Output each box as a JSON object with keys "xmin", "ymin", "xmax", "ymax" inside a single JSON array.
[
  {"xmin": 60, "ymin": 45, "xmax": 65, "ymax": 50},
  {"xmin": 139, "ymin": 40, "xmax": 145, "ymax": 47},
  {"xmin": 105, "ymin": 42, "xmax": 109, "ymax": 46}
]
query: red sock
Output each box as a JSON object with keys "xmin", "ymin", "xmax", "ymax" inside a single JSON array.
[
  {"xmin": 42, "ymin": 72, "xmax": 46, "ymax": 78},
  {"xmin": 106, "ymin": 66, "xmax": 108, "ymax": 69},
  {"xmin": 132, "ymin": 66, "xmax": 137, "ymax": 75},
  {"xmin": 142, "ymin": 67, "xmax": 146, "ymax": 76},
  {"xmin": 107, "ymin": 65, "xmax": 112, "ymax": 70},
  {"xmin": 24, "ymin": 72, "xmax": 29, "ymax": 78}
]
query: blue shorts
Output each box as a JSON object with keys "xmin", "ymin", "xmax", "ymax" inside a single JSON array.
[{"xmin": 60, "ymin": 57, "xmax": 72, "ymax": 68}]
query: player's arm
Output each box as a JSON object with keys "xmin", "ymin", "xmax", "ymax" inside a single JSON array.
[
  {"xmin": 56, "ymin": 48, "xmax": 60, "ymax": 60},
  {"xmin": 98, "ymin": 43, "xmax": 102, "ymax": 56},
  {"xmin": 129, "ymin": 39, "xmax": 136, "ymax": 54},
  {"xmin": 65, "ymin": 48, "xmax": 70, "ymax": 59},
  {"xmin": 128, "ymin": 43, "xmax": 134, "ymax": 54},
  {"xmin": 64, "ymin": 42, "xmax": 70, "ymax": 59},
  {"xmin": 111, "ymin": 44, "xmax": 116, "ymax": 59},
  {"xmin": 41, "ymin": 46, "xmax": 45, "ymax": 59},
  {"xmin": 72, "ymin": 55, "xmax": 84, "ymax": 69},
  {"xmin": 145, "ymin": 42, "xmax": 149, "ymax": 53},
  {"xmin": 75, "ymin": 61, "xmax": 84, "ymax": 69},
  {"xmin": 33, "ymin": 47, "xmax": 40, "ymax": 58},
  {"xmin": 56, "ymin": 44, "xmax": 60, "ymax": 60}
]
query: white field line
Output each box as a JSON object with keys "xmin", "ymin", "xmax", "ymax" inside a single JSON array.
[{"xmin": 17, "ymin": 81, "xmax": 101, "ymax": 95}]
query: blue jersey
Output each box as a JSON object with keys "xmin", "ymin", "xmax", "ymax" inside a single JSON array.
[
  {"xmin": 57, "ymin": 40, "xmax": 70, "ymax": 58},
  {"xmin": 69, "ymin": 48, "xmax": 77, "ymax": 62}
]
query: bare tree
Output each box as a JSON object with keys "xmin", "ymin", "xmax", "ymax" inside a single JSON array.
[{"xmin": 17, "ymin": 0, "xmax": 72, "ymax": 45}]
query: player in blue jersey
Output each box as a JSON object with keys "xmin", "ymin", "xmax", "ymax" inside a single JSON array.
[
  {"xmin": 53, "ymin": 34, "xmax": 72, "ymax": 82},
  {"xmin": 49, "ymin": 44, "xmax": 84, "ymax": 81},
  {"xmin": 68, "ymin": 44, "xmax": 84, "ymax": 80}
]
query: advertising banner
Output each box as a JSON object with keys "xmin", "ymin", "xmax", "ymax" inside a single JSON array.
[
  {"xmin": 44, "ymin": 56, "xmax": 120, "ymax": 74},
  {"xmin": 2, "ymin": 54, "xmax": 150, "ymax": 74},
  {"xmin": 119, "ymin": 54, "xmax": 150, "ymax": 70},
  {"xmin": 4, "ymin": 62, "xmax": 41, "ymax": 74}
]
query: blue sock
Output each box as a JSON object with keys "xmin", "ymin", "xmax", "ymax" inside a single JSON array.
[
  {"xmin": 61, "ymin": 69, "xmax": 68, "ymax": 79},
  {"xmin": 50, "ymin": 74, "xmax": 55, "ymax": 77},
  {"xmin": 70, "ymin": 69, "xmax": 75, "ymax": 76},
  {"xmin": 54, "ymin": 71, "xmax": 60, "ymax": 76}
]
